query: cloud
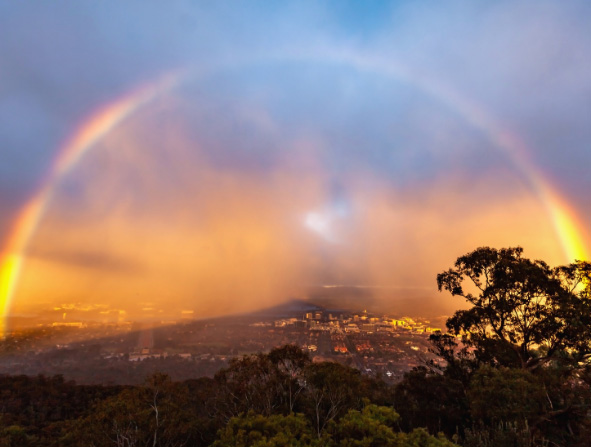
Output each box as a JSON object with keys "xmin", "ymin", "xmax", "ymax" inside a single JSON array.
[
  {"xmin": 12, "ymin": 82, "xmax": 565, "ymax": 320},
  {"xmin": 3, "ymin": 1, "xmax": 591, "ymax": 321},
  {"xmin": 25, "ymin": 248, "xmax": 144, "ymax": 274}
]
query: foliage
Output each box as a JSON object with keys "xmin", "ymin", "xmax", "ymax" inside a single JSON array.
[
  {"xmin": 4, "ymin": 247, "xmax": 591, "ymax": 446},
  {"xmin": 212, "ymin": 412, "xmax": 322, "ymax": 447},
  {"xmin": 213, "ymin": 345, "xmax": 312, "ymax": 419},
  {"xmin": 62, "ymin": 373, "xmax": 199, "ymax": 447},
  {"xmin": 394, "ymin": 366, "xmax": 468, "ymax": 438},
  {"xmin": 0, "ymin": 374, "xmax": 122, "ymax": 445},
  {"xmin": 303, "ymin": 361, "xmax": 364, "ymax": 437},
  {"xmin": 463, "ymin": 422, "xmax": 542, "ymax": 447},
  {"xmin": 467, "ymin": 366, "xmax": 547, "ymax": 425},
  {"xmin": 437, "ymin": 247, "xmax": 591, "ymax": 371},
  {"xmin": 268, "ymin": 344, "xmax": 311, "ymax": 413},
  {"xmin": 433, "ymin": 247, "xmax": 591, "ymax": 445},
  {"xmin": 0, "ymin": 425, "xmax": 38, "ymax": 447},
  {"xmin": 328, "ymin": 403, "xmax": 400, "ymax": 446},
  {"xmin": 212, "ymin": 405, "xmax": 459, "ymax": 447},
  {"xmin": 214, "ymin": 353, "xmax": 281, "ymax": 419}
]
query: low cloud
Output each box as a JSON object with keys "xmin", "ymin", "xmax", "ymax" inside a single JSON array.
[
  {"xmin": 4, "ymin": 1, "xmax": 590, "ymax": 322},
  {"xmin": 13, "ymin": 92, "xmax": 565, "ymax": 320}
]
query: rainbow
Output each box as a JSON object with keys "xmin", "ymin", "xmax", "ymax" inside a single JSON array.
[
  {"xmin": 323, "ymin": 50, "xmax": 589, "ymax": 263},
  {"xmin": 0, "ymin": 54, "xmax": 588, "ymax": 336},
  {"xmin": 0, "ymin": 73, "xmax": 180, "ymax": 335}
]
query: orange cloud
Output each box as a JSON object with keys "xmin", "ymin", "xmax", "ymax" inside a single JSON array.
[{"xmin": 10, "ymin": 97, "xmax": 568, "ymax": 323}]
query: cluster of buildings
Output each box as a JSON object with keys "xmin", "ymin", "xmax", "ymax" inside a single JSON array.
[
  {"xmin": 264, "ymin": 310, "xmax": 441, "ymax": 336},
  {"xmin": 241, "ymin": 309, "xmax": 445, "ymax": 379},
  {"xmin": 4, "ymin": 306, "xmax": 450, "ymax": 382}
]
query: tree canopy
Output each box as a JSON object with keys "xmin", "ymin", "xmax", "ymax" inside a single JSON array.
[
  {"xmin": 424, "ymin": 246, "xmax": 591, "ymax": 445},
  {"xmin": 3, "ymin": 247, "xmax": 591, "ymax": 446},
  {"xmin": 437, "ymin": 246, "xmax": 591, "ymax": 371}
]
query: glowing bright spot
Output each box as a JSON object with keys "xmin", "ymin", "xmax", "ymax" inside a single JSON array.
[
  {"xmin": 0, "ymin": 254, "xmax": 23, "ymax": 334},
  {"xmin": 305, "ymin": 212, "xmax": 336, "ymax": 242}
]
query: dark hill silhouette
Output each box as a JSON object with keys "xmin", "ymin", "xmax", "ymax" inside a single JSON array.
[{"xmin": 249, "ymin": 298, "xmax": 324, "ymax": 317}]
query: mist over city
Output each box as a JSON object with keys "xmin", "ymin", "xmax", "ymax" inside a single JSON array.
[{"xmin": 1, "ymin": 2, "xmax": 591, "ymax": 446}]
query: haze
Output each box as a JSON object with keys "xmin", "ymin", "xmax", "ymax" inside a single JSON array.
[{"xmin": 1, "ymin": 1, "xmax": 590, "ymax": 326}]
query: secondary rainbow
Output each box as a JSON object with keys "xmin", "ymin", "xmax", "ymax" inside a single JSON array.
[{"xmin": 0, "ymin": 73, "xmax": 180, "ymax": 336}]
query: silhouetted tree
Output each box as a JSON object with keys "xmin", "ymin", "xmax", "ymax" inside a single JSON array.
[
  {"xmin": 437, "ymin": 247, "xmax": 591, "ymax": 371},
  {"xmin": 394, "ymin": 366, "xmax": 469, "ymax": 437},
  {"xmin": 267, "ymin": 344, "xmax": 311, "ymax": 413},
  {"xmin": 433, "ymin": 247, "xmax": 591, "ymax": 445},
  {"xmin": 302, "ymin": 361, "xmax": 363, "ymax": 438},
  {"xmin": 214, "ymin": 353, "xmax": 281, "ymax": 419},
  {"xmin": 63, "ymin": 373, "xmax": 197, "ymax": 447}
]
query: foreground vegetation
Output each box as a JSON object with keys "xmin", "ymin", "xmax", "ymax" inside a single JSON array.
[{"xmin": 0, "ymin": 247, "xmax": 589, "ymax": 446}]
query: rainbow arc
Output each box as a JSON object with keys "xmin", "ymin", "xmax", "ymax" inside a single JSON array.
[
  {"xmin": 0, "ymin": 56, "xmax": 587, "ymax": 336},
  {"xmin": 0, "ymin": 73, "xmax": 180, "ymax": 335}
]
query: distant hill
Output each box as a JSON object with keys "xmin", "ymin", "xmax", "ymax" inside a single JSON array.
[
  {"xmin": 249, "ymin": 298, "xmax": 324, "ymax": 317},
  {"xmin": 305, "ymin": 286, "xmax": 376, "ymax": 313},
  {"xmin": 304, "ymin": 285, "xmax": 463, "ymax": 319}
]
